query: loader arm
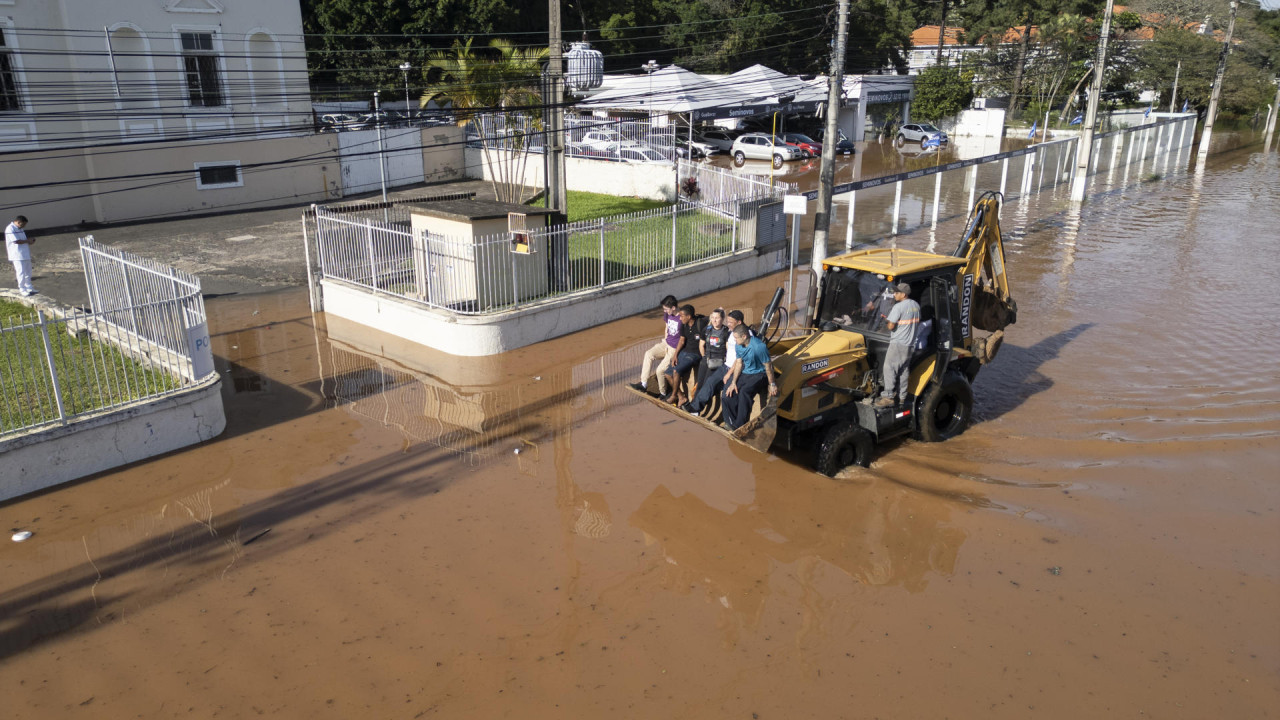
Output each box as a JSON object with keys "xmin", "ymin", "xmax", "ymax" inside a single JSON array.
[{"xmin": 953, "ymin": 191, "xmax": 1017, "ymax": 334}]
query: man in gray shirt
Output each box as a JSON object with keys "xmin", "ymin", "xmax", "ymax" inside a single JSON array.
[{"xmin": 874, "ymin": 283, "xmax": 921, "ymax": 408}]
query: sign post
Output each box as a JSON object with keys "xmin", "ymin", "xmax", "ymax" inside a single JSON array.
[{"xmin": 783, "ymin": 194, "xmax": 807, "ymax": 303}]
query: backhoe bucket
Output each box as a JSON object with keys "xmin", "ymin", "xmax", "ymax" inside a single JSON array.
[{"xmin": 732, "ymin": 396, "xmax": 778, "ymax": 452}]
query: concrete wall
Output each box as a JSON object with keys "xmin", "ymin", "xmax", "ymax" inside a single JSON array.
[
  {"xmin": 0, "ymin": 376, "xmax": 226, "ymax": 503},
  {"xmin": 464, "ymin": 147, "xmax": 676, "ymax": 201},
  {"xmin": 321, "ymin": 242, "xmax": 790, "ymax": 357},
  {"xmin": 942, "ymin": 109, "xmax": 1006, "ymax": 138},
  {"xmin": 422, "ymin": 125, "xmax": 467, "ymax": 185}
]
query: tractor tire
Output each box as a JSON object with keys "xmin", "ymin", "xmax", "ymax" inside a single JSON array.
[
  {"xmin": 814, "ymin": 422, "xmax": 874, "ymax": 476},
  {"xmin": 917, "ymin": 372, "xmax": 974, "ymax": 442}
]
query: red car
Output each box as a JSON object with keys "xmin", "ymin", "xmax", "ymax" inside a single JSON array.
[{"xmin": 781, "ymin": 133, "xmax": 822, "ymax": 158}]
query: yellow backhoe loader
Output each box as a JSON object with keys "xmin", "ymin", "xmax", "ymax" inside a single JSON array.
[{"xmin": 630, "ymin": 191, "xmax": 1017, "ymax": 476}]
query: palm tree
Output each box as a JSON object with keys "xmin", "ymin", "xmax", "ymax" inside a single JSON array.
[{"xmin": 423, "ymin": 39, "xmax": 549, "ymax": 204}]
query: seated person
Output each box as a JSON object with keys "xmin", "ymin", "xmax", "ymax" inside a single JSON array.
[
  {"xmin": 916, "ymin": 305, "xmax": 935, "ymax": 350},
  {"xmin": 663, "ymin": 304, "xmax": 705, "ymax": 404},
  {"xmin": 696, "ymin": 308, "xmax": 730, "ymax": 388},
  {"xmin": 684, "ymin": 310, "xmax": 750, "ymax": 414}
]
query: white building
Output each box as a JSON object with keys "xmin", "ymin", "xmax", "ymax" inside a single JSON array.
[{"xmin": 0, "ymin": 0, "xmax": 339, "ymax": 226}]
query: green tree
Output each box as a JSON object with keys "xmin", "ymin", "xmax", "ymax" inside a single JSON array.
[
  {"xmin": 959, "ymin": 0, "xmax": 1104, "ymax": 117},
  {"xmin": 911, "ymin": 64, "xmax": 976, "ymax": 121},
  {"xmin": 422, "ymin": 39, "xmax": 549, "ymax": 204}
]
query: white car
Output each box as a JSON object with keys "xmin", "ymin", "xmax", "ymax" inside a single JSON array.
[
  {"xmin": 616, "ymin": 146, "xmax": 667, "ymax": 163},
  {"xmin": 730, "ymin": 133, "xmax": 804, "ymax": 164},
  {"xmin": 578, "ymin": 130, "xmax": 633, "ymax": 152},
  {"xmin": 694, "ymin": 128, "xmax": 737, "ymax": 152}
]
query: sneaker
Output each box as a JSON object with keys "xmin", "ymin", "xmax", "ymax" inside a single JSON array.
[
  {"xmin": 628, "ymin": 382, "xmax": 646, "ymax": 393},
  {"xmin": 20, "ymin": 290, "xmax": 35, "ymax": 297},
  {"xmin": 873, "ymin": 397, "xmax": 895, "ymax": 408},
  {"xmin": 681, "ymin": 402, "xmax": 698, "ymax": 414}
]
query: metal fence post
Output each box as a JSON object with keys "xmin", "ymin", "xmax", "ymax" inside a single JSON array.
[
  {"xmin": 121, "ymin": 264, "xmax": 139, "ymax": 333},
  {"xmin": 845, "ymin": 190, "xmax": 856, "ymax": 251},
  {"xmin": 931, "ymin": 172, "xmax": 942, "ymax": 228},
  {"xmin": 999, "ymin": 158, "xmax": 1008, "ymax": 197},
  {"xmin": 670, "ymin": 205, "xmax": 678, "ymax": 270},
  {"xmin": 599, "ymin": 219, "xmax": 606, "ymax": 288},
  {"xmin": 36, "ymin": 310, "xmax": 68, "ymax": 426},
  {"xmin": 891, "ymin": 180, "xmax": 902, "ymax": 235},
  {"xmin": 968, "ymin": 165, "xmax": 977, "ymax": 210},
  {"xmin": 365, "ymin": 220, "xmax": 377, "ymax": 291}
]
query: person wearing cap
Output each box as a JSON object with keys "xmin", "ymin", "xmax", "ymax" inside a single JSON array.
[
  {"xmin": 683, "ymin": 309, "xmax": 750, "ymax": 415},
  {"xmin": 875, "ymin": 282, "xmax": 921, "ymax": 408}
]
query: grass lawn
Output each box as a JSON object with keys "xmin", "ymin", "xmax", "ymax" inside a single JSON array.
[
  {"xmin": 0, "ymin": 298, "xmax": 182, "ymax": 433},
  {"xmin": 558, "ymin": 206, "xmax": 739, "ymax": 287},
  {"xmin": 530, "ymin": 190, "xmax": 668, "ymax": 223}
]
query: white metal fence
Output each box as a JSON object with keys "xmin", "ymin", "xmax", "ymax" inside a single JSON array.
[
  {"xmin": 1, "ymin": 240, "xmax": 213, "ymax": 436},
  {"xmin": 677, "ymin": 159, "xmax": 795, "ymax": 206},
  {"xmin": 312, "ymin": 189, "xmax": 780, "ymax": 315},
  {"xmin": 825, "ymin": 113, "xmax": 1197, "ymax": 251}
]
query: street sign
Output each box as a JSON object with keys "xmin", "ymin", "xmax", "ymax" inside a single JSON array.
[{"xmin": 783, "ymin": 194, "xmax": 807, "ymax": 215}]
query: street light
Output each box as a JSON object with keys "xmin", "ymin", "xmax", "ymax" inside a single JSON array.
[
  {"xmin": 642, "ymin": 60, "xmax": 660, "ymax": 114},
  {"xmin": 399, "ymin": 62, "xmax": 412, "ymax": 124}
]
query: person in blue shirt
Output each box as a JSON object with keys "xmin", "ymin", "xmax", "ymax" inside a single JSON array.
[{"xmin": 721, "ymin": 324, "xmax": 777, "ymax": 431}]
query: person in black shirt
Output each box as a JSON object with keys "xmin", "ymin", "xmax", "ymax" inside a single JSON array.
[
  {"xmin": 663, "ymin": 304, "xmax": 704, "ymax": 404},
  {"xmin": 697, "ymin": 308, "xmax": 730, "ymax": 388}
]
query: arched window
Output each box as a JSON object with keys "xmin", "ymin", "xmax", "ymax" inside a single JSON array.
[
  {"xmin": 109, "ymin": 26, "xmax": 154, "ymax": 104},
  {"xmin": 246, "ymin": 32, "xmax": 283, "ymax": 106}
]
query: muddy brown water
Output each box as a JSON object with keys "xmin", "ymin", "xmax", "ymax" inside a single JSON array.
[{"xmin": 2, "ymin": 142, "xmax": 1278, "ymax": 718}]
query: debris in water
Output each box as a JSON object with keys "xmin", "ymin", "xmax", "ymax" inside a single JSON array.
[
  {"xmin": 243, "ymin": 528, "xmax": 272, "ymax": 546},
  {"xmin": 1048, "ymin": 566, "xmax": 1062, "ymax": 576},
  {"xmin": 514, "ymin": 448, "xmax": 521, "ymax": 455},
  {"xmin": 11, "ymin": 530, "xmax": 32, "ymax": 542}
]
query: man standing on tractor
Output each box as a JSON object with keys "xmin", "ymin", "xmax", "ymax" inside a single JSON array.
[{"xmin": 874, "ymin": 283, "xmax": 921, "ymax": 408}]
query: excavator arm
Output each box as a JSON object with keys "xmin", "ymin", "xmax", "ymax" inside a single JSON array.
[{"xmin": 953, "ymin": 191, "xmax": 1017, "ymax": 335}]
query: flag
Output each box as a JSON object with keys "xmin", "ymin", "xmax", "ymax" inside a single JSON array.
[
  {"xmin": 1028, "ymin": 120, "xmax": 1038, "ymax": 139},
  {"xmin": 1181, "ymin": 99, "xmax": 1189, "ymax": 113},
  {"xmin": 1069, "ymin": 113, "xmax": 1083, "ymax": 126},
  {"xmin": 1144, "ymin": 106, "xmax": 1151, "ymax": 118}
]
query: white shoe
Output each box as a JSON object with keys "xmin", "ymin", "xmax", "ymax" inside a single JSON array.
[{"xmin": 20, "ymin": 290, "xmax": 35, "ymax": 297}]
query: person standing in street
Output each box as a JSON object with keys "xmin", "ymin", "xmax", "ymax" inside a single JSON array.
[
  {"xmin": 5, "ymin": 215, "xmax": 36, "ymax": 296},
  {"xmin": 631, "ymin": 295, "xmax": 681, "ymax": 396},
  {"xmin": 875, "ymin": 283, "xmax": 921, "ymax": 408}
]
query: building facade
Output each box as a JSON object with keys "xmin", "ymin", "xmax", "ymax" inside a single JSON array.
[{"xmin": 0, "ymin": 0, "xmax": 339, "ymax": 227}]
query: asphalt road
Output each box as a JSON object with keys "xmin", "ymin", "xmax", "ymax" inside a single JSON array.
[{"xmin": 3, "ymin": 180, "xmax": 496, "ymax": 308}]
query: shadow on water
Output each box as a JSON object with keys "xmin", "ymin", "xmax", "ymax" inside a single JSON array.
[
  {"xmin": 0, "ymin": 444, "xmax": 468, "ymax": 662},
  {"xmin": 976, "ymin": 322, "xmax": 1094, "ymax": 421}
]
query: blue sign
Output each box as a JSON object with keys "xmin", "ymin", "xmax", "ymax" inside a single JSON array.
[
  {"xmin": 922, "ymin": 135, "xmax": 941, "ymax": 148},
  {"xmin": 1144, "ymin": 106, "xmax": 1151, "ymax": 118},
  {"xmin": 1027, "ymin": 120, "xmax": 1038, "ymax": 139}
]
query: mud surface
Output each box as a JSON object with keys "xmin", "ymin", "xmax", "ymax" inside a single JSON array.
[{"xmin": 1, "ymin": 143, "xmax": 1278, "ymax": 718}]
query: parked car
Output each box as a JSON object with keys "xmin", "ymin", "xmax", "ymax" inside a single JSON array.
[
  {"xmin": 615, "ymin": 145, "xmax": 668, "ymax": 164},
  {"xmin": 693, "ymin": 128, "xmax": 738, "ymax": 152},
  {"xmin": 730, "ymin": 133, "xmax": 804, "ymax": 165},
  {"xmin": 579, "ymin": 130, "xmax": 632, "ymax": 152},
  {"xmin": 897, "ymin": 123, "xmax": 948, "ymax": 144},
  {"xmin": 780, "ymin": 132, "xmax": 822, "ymax": 158},
  {"xmin": 816, "ymin": 128, "xmax": 855, "ymax": 154}
]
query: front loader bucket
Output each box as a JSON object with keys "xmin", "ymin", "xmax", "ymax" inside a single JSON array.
[{"xmin": 732, "ymin": 396, "xmax": 778, "ymax": 452}]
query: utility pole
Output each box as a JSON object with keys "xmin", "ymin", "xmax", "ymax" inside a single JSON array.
[
  {"xmin": 1169, "ymin": 60, "xmax": 1181, "ymax": 113},
  {"xmin": 546, "ymin": 0, "xmax": 567, "ymax": 214},
  {"xmin": 1197, "ymin": 0, "xmax": 1239, "ymax": 172},
  {"xmin": 806, "ymin": 0, "xmax": 850, "ymax": 321},
  {"xmin": 374, "ymin": 90, "xmax": 388, "ymax": 203},
  {"xmin": 1070, "ymin": 0, "xmax": 1115, "ymax": 201},
  {"xmin": 1265, "ymin": 77, "xmax": 1279, "ymax": 150},
  {"xmin": 936, "ymin": 0, "xmax": 948, "ymax": 67}
]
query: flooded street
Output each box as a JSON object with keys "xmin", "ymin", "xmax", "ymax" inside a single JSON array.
[{"xmin": 2, "ymin": 141, "xmax": 1278, "ymax": 718}]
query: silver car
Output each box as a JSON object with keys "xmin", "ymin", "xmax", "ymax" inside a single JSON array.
[
  {"xmin": 730, "ymin": 133, "xmax": 804, "ymax": 165},
  {"xmin": 897, "ymin": 123, "xmax": 948, "ymax": 144}
]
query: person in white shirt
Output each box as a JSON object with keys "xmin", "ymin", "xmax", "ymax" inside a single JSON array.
[{"xmin": 5, "ymin": 215, "xmax": 36, "ymax": 296}]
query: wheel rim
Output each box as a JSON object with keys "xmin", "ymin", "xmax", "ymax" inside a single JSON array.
[{"xmin": 932, "ymin": 393, "xmax": 963, "ymax": 433}]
